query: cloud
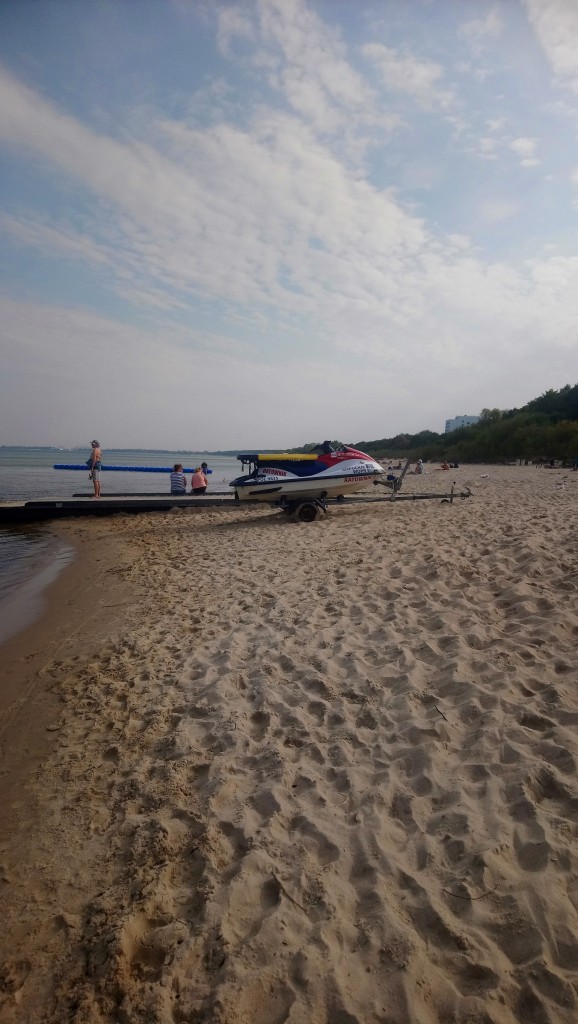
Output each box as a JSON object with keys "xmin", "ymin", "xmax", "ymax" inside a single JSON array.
[
  {"xmin": 478, "ymin": 198, "xmax": 519, "ymax": 223},
  {"xmin": 478, "ymin": 136, "xmax": 498, "ymax": 159},
  {"xmin": 362, "ymin": 43, "xmax": 455, "ymax": 110},
  {"xmin": 0, "ymin": 297, "xmax": 284, "ymax": 446},
  {"xmin": 257, "ymin": 0, "xmax": 371, "ymax": 110},
  {"xmin": 509, "ymin": 136, "xmax": 539, "ymax": 167},
  {"xmin": 0, "ymin": 214, "xmax": 110, "ymax": 266},
  {"xmin": 524, "ymin": 0, "xmax": 578, "ymax": 92},
  {"xmin": 1, "ymin": 61, "xmax": 576, "ymax": 381},
  {"xmin": 0, "ymin": 296, "xmax": 435, "ymax": 446},
  {"xmin": 217, "ymin": 0, "xmax": 377, "ymax": 137},
  {"xmin": 447, "ymin": 234, "xmax": 471, "ymax": 251},
  {"xmin": 474, "ymin": 126, "xmax": 540, "ymax": 167},
  {"xmin": 571, "ymin": 167, "xmax": 578, "ymax": 209},
  {"xmin": 0, "ymin": 63, "xmax": 427, "ymax": 334},
  {"xmin": 459, "ymin": 8, "xmax": 503, "ymax": 51},
  {"xmin": 1, "ymin": 0, "xmax": 578, "ymax": 447},
  {"xmin": 216, "ymin": 5, "xmax": 255, "ymax": 56}
]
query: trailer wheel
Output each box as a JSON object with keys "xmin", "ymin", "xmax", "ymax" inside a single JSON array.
[{"xmin": 294, "ymin": 502, "xmax": 319, "ymax": 523}]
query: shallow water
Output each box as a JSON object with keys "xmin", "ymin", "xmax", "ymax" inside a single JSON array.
[
  {"xmin": 0, "ymin": 525, "xmax": 64, "ymax": 602},
  {"xmin": 0, "ymin": 534, "xmax": 74, "ymax": 646}
]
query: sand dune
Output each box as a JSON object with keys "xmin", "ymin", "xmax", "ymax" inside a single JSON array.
[{"xmin": 1, "ymin": 466, "xmax": 577, "ymax": 1023}]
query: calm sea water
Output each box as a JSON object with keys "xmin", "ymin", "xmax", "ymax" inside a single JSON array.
[
  {"xmin": 0, "ymin": 447, "xmax": 241, "ymax": 501},
  {"xmin": 0, "ymin": 447, "xmax": 243, "ymax": 645}
]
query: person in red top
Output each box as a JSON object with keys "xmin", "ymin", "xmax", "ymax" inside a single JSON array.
[{"xmin": 191, "ymin": 467, "xmax": 208, "ymax": 494}]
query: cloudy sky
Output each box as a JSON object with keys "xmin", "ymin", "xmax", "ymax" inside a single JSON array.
[{"xmin": 1, "ymin": 0, "xmax": 578, "ymax": 449}]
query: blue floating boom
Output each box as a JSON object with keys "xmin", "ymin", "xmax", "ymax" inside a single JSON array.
[{"xmin": 54, "ymin": 465, "xmax": 212, "ymax": 473}]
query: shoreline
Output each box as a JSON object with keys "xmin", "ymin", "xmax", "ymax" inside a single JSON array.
[
  {"xmin": 1, "ymin": 471, "xmax": 578, "ymax": 1023},
  {"xmin": 0, "ymin": 517, "xmax": 143, "ymax": 1022},
  {"xmin": 0, "ymin": 532, "xmax": 75, "ymax": 648},
  {"xmin": 0, "ymin": 521, "xmax": 137, "ymax": 721}
]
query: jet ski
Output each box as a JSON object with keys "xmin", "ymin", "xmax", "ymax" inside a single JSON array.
[{"xmin": 230, "ymin": 441, "xmax": 384, "ymax": 502}]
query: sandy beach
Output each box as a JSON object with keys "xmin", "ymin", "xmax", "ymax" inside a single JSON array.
[{"xmin": 1, "ymin": 465, "xmax": 577, "ymax": 1024}]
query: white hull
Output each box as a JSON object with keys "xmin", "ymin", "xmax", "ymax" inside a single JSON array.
[{"xmin": 233, "ymin": 470, "xmax": 382, "ymax": 503}]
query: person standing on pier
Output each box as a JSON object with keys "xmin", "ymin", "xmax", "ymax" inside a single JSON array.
[{"xmin": 89, "ymin": 440, "xmax": 102, "ymax": 498}]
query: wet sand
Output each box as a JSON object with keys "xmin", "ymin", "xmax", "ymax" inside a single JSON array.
[{"xmin": 1, "ymin": 466, "xmax": 577, "ymax": 1024}]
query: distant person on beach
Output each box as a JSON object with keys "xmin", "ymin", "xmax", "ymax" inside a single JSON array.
[
  {"xmin": 201, "ymin": 461, "xmax": 210, "ymax": 475},
  {"xmin": 88, "ymin": 440, "xmax": 102, "ymax": 498},
  {"xmin": 441, "ymin": 461, "xmax": 450, "ymax": 470},
  {"xmin": 191, "ymin": 467, "xmax": 208, "ymax": 494},
  {"xmin": 415, "ymin": 459, "xmax": 424, "ymax": 474},
  {"xmin": 170, "ymin": 464, "xmax": 187, "ymax": 495}
]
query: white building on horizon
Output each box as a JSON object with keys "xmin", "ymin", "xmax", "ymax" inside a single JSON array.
[{"xmin": 445, "ymin": 414, "xmax": 480, "ymax": 433}]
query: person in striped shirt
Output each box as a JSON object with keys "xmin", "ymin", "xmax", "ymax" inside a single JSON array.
[{"xmin": 170, "ymin": 464, "xmax": 187, "ymax": 494}]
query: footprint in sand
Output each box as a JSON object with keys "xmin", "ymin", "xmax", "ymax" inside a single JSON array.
[
  {"xmin": 250, "ymin": 709, "xmax": 271, "ymax": 741},
  {"xmin": 537, "ymin": 741, "xmax": 576, "ymax": 775},
  {"xmin": 118, "ymin": 914, "xmax": 189, "ymax": 979},
  {"xmin": 513, "ymin": 831, "xmax": 550, "ymax": 872},
  {"xmin": 307, "ymin": 699, "xmax": 328, "ymax": 723},
  {"xmin": 288, "ymin": 814, "xmax": 340, "ymax": 865}
]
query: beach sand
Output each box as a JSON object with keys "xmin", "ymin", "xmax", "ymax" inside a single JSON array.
[{"xmin": 1, "ymin": 465, "xmax": 577, "ymax": 1023}]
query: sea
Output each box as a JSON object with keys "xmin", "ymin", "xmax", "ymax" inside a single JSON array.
[{"xmin": 0, "ymin": 447, "xmax": 242, "ymax": 645}]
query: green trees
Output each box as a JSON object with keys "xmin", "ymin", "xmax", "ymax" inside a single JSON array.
[
  {"xmin": 479, "ymin": 408, "xmax": 503, "ymax": 423},
  {"xmin": 527, "ymin": 384, "xmax": 578, "ymax": 422},
  {"xmin": 296, "ymin": 386, "xmax": 578, "ymax": 462},
  {"xmin": 350, "ymin": 384, "xmax": 578, "ymax": 463}
]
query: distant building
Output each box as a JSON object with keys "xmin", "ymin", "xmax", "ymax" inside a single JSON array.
[{"xmin": 445, "ymin": 414, "xmax": 480, "ymax": 433}]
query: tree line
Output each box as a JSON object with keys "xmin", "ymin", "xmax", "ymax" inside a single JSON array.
[
  {"xmin": 293, "ymin": 385, "xmax": 578, "ymax": 462},
  {"xmin": 350, "ymin": 384, "xmax": 578, "ymax": 463}
]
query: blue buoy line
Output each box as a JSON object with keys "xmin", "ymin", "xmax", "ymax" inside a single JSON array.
[{"xmin": 53, "ymin": 465, "xmax": 212, "ymax": 473}]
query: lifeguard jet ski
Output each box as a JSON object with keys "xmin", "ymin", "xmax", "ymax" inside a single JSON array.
[{"xmin": 230, "ymin": 441, "xmax": 384, "ymax": 503}]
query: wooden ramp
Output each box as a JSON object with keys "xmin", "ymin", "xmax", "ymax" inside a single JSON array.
[
  {"xmin": 0, "ymin": 491, "xmax": 391, "ymax": 525},
  {"xmin": 0, "ymin": 494, "xmax": 243, "ymax": 524}
]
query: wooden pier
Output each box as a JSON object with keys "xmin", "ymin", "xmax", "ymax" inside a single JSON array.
[
  {"xmin": 0, "ymin": 493, "xmax": 243, "ymax": 525},
  {"xmin": 0, "ymin": 477, "xmax": 471, "ymax": 525}
]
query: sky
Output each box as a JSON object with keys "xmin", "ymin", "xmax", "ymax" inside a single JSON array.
[{"xmin": 1, "ymin": 0, "xmax": 578, "ymax": 450}]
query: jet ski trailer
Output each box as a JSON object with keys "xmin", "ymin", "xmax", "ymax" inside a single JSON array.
[{"xmin": 230, "ymin": 447, "xmax": 472, "ymax": 521}]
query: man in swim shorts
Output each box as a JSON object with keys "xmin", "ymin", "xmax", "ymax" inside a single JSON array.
[{"xmin": 89, "ymin": 440, "xmax": 102, "ymax": 498}]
